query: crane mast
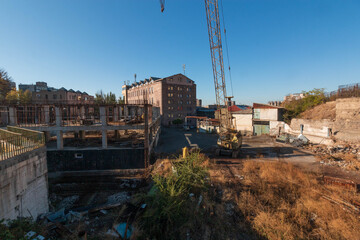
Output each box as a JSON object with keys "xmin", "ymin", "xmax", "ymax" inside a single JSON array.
[{"xmin": 204, "ymin": 0, "xmax": 232, "ymax": 133}]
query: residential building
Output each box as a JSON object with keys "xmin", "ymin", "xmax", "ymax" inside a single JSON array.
[
  {"xmin": 253, "ymin": 103, "xmax": 284, "ymax": 135},
  {"xmin": 19, "ymin": 82, "xmax": 94, "ymax": 104},
  {"xmin": 230, "ymin": 105, "xmax": 253, "ymax": 135},
  {"xmin": 268, "ymin": 101, "xmax": 282, "ymax": 106},
  {"xmin": 215, "ymin": 105, "xmax": 253, "ymax": 135},
  {"xmin": 283, "ymin": 93, "xmax": 305, "ymax": 102},
  {"xmin": 122, "ymin": 73, "xmax": 196, "ymax": 125},
  {"xmin": 196, "ymin": 99, "xmax": 202, "ymax": 107}
]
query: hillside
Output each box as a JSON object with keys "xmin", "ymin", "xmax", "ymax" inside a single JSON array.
[{"xmin": 300, "ymin": 101, "xmax": 336, "ymax": 120}]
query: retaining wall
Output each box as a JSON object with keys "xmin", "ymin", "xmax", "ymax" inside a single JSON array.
[
  {"xmin": 0, "ymin": 147, "xmax": 49, "ymax": 220},
  {"xmin": 47, "ymin": 148, "xmax": 145, "ymax": 172}
]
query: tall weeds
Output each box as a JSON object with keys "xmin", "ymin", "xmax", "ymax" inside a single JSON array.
[{"xmin": 138, "ymin": 152, "xmax": 209, "ymax": 239}]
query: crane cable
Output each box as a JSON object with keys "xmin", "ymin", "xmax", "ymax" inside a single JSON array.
[{"xmin": 219, "ymin": 0, "xmax": 234, "ymax": 97}]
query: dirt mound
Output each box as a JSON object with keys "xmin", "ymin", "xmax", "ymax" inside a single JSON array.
[{"xmin": 300, "ymin": 101, "xmax": 336, "ymax": 120}]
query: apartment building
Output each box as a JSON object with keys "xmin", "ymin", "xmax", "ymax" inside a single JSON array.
[
  {"xmin": 122, "ymin": 73, "xmax": 196, "ymax": 125},
  {"xmin": 19, "ymin": 82, "xmax": 94, "ymax": 104}
]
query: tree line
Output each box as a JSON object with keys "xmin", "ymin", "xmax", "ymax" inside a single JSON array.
[
  {"xmin": 1, "ymin": 68, "xmax": 125, "ymax": 105},
  {"xmin": 0, "ymin": 69, "xmax": 32, "ymax": 105}
]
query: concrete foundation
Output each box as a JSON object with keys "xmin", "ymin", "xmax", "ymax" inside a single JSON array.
[{"xmin": 0, "ymin": 147, "xmax": 49, "ymax": 220}]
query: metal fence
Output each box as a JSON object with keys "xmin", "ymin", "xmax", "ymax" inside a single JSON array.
[{"xmin": 0, "ymin": 127, "xmax": 45, "ymax": 161}]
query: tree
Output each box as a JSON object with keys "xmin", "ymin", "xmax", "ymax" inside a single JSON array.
[
  {"xmin": 19, "ymin": 90, "xmax": 32, "ymax": 105},
  {"xmin": 0, "ymin": 69, "xmax": 14, "ymax": 102},
  {"xmin": 172, "ymin": 118, "xmax": 183, "ymax": 125},
  {"xmin": 118, "ymin": 96, "xmax": 125, "ymax": 104},
  {"xmin": 5, "ymin": 90, "xmax": 19, "ymax": 105},
  {"xmin": 95, "ymin": 90, "xmax": 105, "ymax": 104},
  {"xmin": 105, "ymin": 92, "xmax": 117, "ymax": 104},
  {"xmin": 95, "ymin": 90, "xmax": 117, "ymax": 104},
  {"xmin": 282, "ymin": 88, "xmax": 327, "ymax": 123}
]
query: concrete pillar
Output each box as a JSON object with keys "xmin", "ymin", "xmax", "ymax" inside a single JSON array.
[
  {"xmin": 44, "ymin": 106, "xmax": 50, "ymax": 125},
  {"xmin": 55, "ymin": 107, "xmax": 62, "ymax": 127},
  {"xmin": 44, "ymin": 131, "xmax": 51, "ymax": 142},
  {"xmin": 102, "ymin": 130, "xmax": 107, "ymax": 149},
  {"xmin": 57, "ymin": 131, "xmax": 63, "ymax": 150},
  {"xmin": 114, "ymin": 107, "xmax": 119, "ymax": 122},
  {"xmin": 114, "ymin": 130, "xmax": 120, "ymax": 140},
  {"xmin": 79, "ymin": 130, "xmax": 86, "ymax": 139},
  {"xmin": 9, "ymin": 107, "xmax": 17, "ymax": 126},
  {"xmin": 80, "ymin": 106, "xmax": 85, "ymax": 120},
  {"xmin": 144, "ymin": 105, "xmax": 149, "ymax": 168},
  {"xmin": 119, "ymin": 106, "xmax": 122, "ymax": 120},
  {"xmin": 100, "ymin": 107, "xmax": 107, "ymax": 126},
  {"xmin": 130, "ymin": 107, "xmax": 135, "ymax": 118},
  {"xmin": 124, "ymin": 106, "xmax": 128, "ymax": 120}
]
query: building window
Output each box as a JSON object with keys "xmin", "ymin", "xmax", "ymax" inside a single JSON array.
[{"xmin": 53, "ymin": 95, "xmax": 57, "ymax": 99}]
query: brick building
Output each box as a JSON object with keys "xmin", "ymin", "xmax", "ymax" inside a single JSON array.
[
  {"xmin": 122, "ymin": 73, "xmax": 196, "ymax": 125},
  {"xmin": 19, "ymin": 82, "xmax": 94, "ymax": 105}
]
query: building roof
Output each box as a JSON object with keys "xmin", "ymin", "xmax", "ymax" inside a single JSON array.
[
  {"xmin": 124, "ymin": 73, "xmax": 193, "ymax": 89},
  {"xmin": 253, "ymin": 103, "xmax": 284, "ymax": 109},
  {"xmin": 215, "ymin": 105, "xmax": 252, "ymax": 113}
]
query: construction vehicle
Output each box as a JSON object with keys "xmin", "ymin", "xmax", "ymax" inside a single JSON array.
[{"xmin": 161, "ymin": 0, "xmax": 242, "ymax": 158}]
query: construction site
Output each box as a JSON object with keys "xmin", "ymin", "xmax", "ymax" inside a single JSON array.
[{"xmin": 1, "ymin": 0, "xmax": 360, "ymax": 239}]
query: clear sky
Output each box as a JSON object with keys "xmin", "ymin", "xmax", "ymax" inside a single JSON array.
[{"xmin": 0, "ymin": 0, "xmax": 359, "ymax": 105}]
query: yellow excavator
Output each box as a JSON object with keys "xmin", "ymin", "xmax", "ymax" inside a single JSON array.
[{"xmin": 161, "ymin": 0, "xmax": 242, "ymax": 158}]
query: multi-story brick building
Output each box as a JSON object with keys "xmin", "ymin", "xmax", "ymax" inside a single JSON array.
[
  {"xmin": 19, "ymin": 82, "xmax": 94, "ymax": 104},
  {"xmin": 122, "ymin": 73, "xmax": 196, "ymax": 125}
]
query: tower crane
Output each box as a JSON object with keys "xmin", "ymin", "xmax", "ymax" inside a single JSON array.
[{"xmin": 161, "ymin": 0, "xmax": 242, "ymax": 157}]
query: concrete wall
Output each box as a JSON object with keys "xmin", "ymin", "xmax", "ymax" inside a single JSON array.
[
  {"xmin": 233, "ymin": 113, "xmax": 253, "ymax": 133},
  {"xmin": 47, "ymin": 148, "xmax": 145, "ymax": 172},
  {"xmin": 255, "ymin": 108, "xmax": 280, "ymax": 121},
  {"xmin": 0, "ymin": 147, "xmax": 49, "ymax": 220},
  {"xmin": 289, "ymin": 119, "xmax": 334, "ymax": 144}
]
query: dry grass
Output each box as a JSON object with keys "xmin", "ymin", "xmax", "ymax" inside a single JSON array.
[
  {"xmin": 236, "ymin": 161, "xmax": 360, "ymax": 240},
  {"xmin": 300, "ymin": 101, "xmax": 336, "ymax": 120}
]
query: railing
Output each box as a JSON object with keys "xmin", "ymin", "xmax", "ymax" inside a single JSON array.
[{"xmin": 0, "ymin": 127, "xmax": 45, "ymax": 161}]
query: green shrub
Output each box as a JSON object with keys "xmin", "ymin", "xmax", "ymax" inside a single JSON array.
[
  {"xmin": 0, "ymin": 218, "xmax": 41, "ymax": 240},
  {"xmin": 283, "ymin": 88, "xmax": 327, "ymax": 123},
  {"xmin": 138, "ymin": 152, "xmax": 209, "ymax": 239},
  {"xmin": 172, "ymin": 118, "xmax": 183, "ymax": 125}
]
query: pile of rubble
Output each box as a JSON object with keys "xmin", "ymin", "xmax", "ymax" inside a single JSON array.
[{"xmin": 304, "ymin": 143, "xmax": 360, "ymax": 171}]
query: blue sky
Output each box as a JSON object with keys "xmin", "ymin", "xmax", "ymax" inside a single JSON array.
[{"xmin": 0, "ymin": 0, "xmax": 359, "ymax": 105}]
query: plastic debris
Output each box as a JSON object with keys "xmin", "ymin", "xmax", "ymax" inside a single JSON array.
[
  {"xmin": 33, "ymin": 235, "xmax": 45, "ymax": 240},
  {"xmin": 47, "ymin": 208, "xmax": 66, "ymax": 223},
  {"xmin": 114, "ymin": 223, "xmax": 133, "ymax": 239},
  {"xmin": 100, "ymin": 209, "xmax": 108, "ymax": 215},
  {"xmin": 24, "ymin": 231, "xmax": 37, "ymax": 239}
]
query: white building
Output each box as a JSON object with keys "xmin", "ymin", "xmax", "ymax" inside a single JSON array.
[{"xmin": 253, "ymin": 103, "xmax": 284, "ymax": 136}]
